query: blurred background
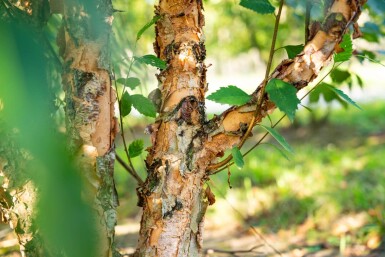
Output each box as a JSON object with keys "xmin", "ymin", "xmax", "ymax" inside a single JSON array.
[{"xmin": 1, "ymin": 0, "xmax": 385, "ymax": 256}]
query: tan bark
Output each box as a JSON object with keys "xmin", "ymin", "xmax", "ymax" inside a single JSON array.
[
  {"xmin": 136, "ymin": 0, "xmax": 366, "ymax": 256},
  {"xmin": 60, "ymin": 1, "xmax": 119, "ymax": 256}
]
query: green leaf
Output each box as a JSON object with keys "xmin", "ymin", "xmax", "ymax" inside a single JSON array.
[
  {"xmin": 330, "ymin": 69, "xmax": 351, "ymax": 83},
  {"xmin": 128, "ymin": 140, "xmax": 144, "ymax": 158},
  {"xmin": 260, "ymin": 125, "xmax": 294, "ymax": 154},
  {"xmin": 207, "ymin": 85, "xmax": 251, "ymax": 105},
  {"xmin": 231, "ymin": 146, "xmax": 244, "ymax": 169},
  {"xmin": 116, "ymin": 77, "xmax": 141, "ymax": 90},
  {"xmin": 239, "ymin": 0, "xmax": 275, "ymax": 14},
  {"xmin": 130, "ymin": 94, "xmax": 157, "ymax": 117},
  {"xmin": 135, "ymin": 55, "xmax": 167, "ymax": 70},
  {"xmin": 309, "ymin": 83, "xmax": 348, "ymax": 108},
  {"xmin": 327, "ymin": 85, "xmax": 362, "ymax": 110},
  {"xmin": 137, "ymin": 15, "xmax": 161, "ymax": 41},
  {"xmin": 334, "ymin": 34, "xmax": 353, "ymax": 62},
  {"xmin": 120, "ymin": 92, "xmax": 132, "ymax": 117},
  {"xmin": 263, "ymin": 143, "xmax": 290, "ymax": 161},
  {"xmin": 265, "ymin": 79, "xmax": 300, "ymax": 122},
  {"xmin": 355, "ymin": 74, "xmax": 364, "ymax": 88},
  {"xmin": 283, "ymin": 44, "xmax": 304, "ymax": 59}
]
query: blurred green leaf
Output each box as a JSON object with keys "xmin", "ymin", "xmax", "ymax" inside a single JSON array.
[
  {"xmin": 361, "ymin": 22, "xmax": 381, "ymax": 43},
  {"xmin": 327, "ymin": 85, "xmax": 362, "ymax": 110},
  {"xmin": 240, "ymin": 0, "xmax": 275, "ymax": 14},
  {"xmin": 260, "ymin": 125, "xmax": 294, "ymax": 154},
  {"xmin": 128, "ymin": 140, "xmax": 144, "ymax": 158},
  {"xmin": 310, "ymin": 83, "xmax": 348, "ymax": 108},
  {"xmin": 117, "ymin": 77, "xmax": 141, "ymax": 90},
  {"xmin": 263, "ymin": 143, "xmax": 290, "ymax": 160},
  {"xmin": 120, "ymin": 92, "xmax": 132, "ymax": 117},
  {"xmin": 283, "ymin": 44, "xmax": 304, "ymax": 59},
  {"xmin": 231, "ymin": 146, "xmax": 244, "ymax": 169},
  {"xmin": 266, "ymin": 79, "xmax": 300, "ymax": 122},
  {"xmin": 355, "ymin": 74, "xmax": 364, "ymax": 88},
  {"xmin": 330, "ymin": 69, "xmax": 351, "ymax": 83},
  {"xmin": 130, "ymin": 94, "xmax": 157, "ymax": 117},
  {"xmin": 135, "ymin": 55, "xmax": 167, "ymax": 70},
  {"xmin": 136, "ymin": 15, "xmax": 160, "ymax": 41},
  {"xmin": 207, "ymin": 85, "xmax": 251, "ymax": 105},
  {"xmin": 334, "ymin": 34, "xmax": 353, "ymax": 62}
]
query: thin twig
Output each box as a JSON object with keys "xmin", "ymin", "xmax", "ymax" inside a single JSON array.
[
  {"xmin": 204, "ymin": 245, "xmax": 264, "ymax": 256},
  {"xmin": 116, "ymin": 154, "xmax": 144, "ymax": 185},
  {"xmin": 207, "ymin": 0, "xmax": 285, "ymax": 173}
]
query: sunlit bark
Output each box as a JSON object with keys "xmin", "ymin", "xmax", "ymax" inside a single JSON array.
[{"xmin": 136, "ymin": 0, "xmax": 366, "ymax": 256}]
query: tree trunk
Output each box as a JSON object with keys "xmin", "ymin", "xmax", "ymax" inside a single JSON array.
[
  {"xmin": 135, "ymin": 0, "xmax": 210, "ymax": 256},
  {"xmin": 135, "ymin": 0, "xmax": 366, "ymax": 256},
  {"xmin": 59, "ymin": 0, "xmax": 119, "ymax": 256}
]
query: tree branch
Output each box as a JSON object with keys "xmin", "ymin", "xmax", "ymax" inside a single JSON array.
[{"xmin": 199, "ymin": 0, "xmax": 366, "ymax": 174}]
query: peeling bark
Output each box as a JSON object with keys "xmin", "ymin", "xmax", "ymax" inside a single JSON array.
[
  {"xmin": 60, "ymin": 1, "xmax": 119, "ymax": 256},
  {"xmin": 202, "ymin": 0, "xmax": 366, "ymax": 169},
  {"xmin": 136, "ymin": 0, "xmax": 366, "ymax": 256}
]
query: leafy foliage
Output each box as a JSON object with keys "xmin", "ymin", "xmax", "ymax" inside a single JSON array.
[
  {"xmin": 239, "ymin": 0, "xmax": 275, "ymax": 14},
  {"xmin": 128, "ymin": 140, "xmax": 144, "ymax": 158},
  {"xmin": 309, "ymin": 82, "xmax": 348, "ymax": 108},
  {"xmin": 283, "ymin": 44, "xmax": 304, "ymax": 59},
  {"xmin": 130, "ymin": 94, "xmax": 157, "ymax": 117},
  {"xmin": 117, "ymin": 77, "xmax": 141, "ymax": 90},
  {"xmin": 334, "ymin": 34, "xmax": 353, "ymax": 62},
  {"xmin": 231, "ymin": 146, "xmax": 244, "ymax": 169},
  {"xmin": 207, "ymin": 85, "xmax": 251, "ymax": 105},
  {"xmin": 260, "ymin": 125, "xmax": 294, "ymax": 154},
  {"xmin": 120, "ymin": 92, "xmax": 132, "ymax": 117},
  {"xmin": 136, "ymin": 15, "xmax": 160, "ymax": 41},
  {"xmin": 330, "ymin": 69, "xmax": 351, "ymax": 83},
  {"xmin": 266, "ymin": 79, "xmax": 300, "ymax": 122},
  {"xmin": 327, "ymin": 86, "xmax": 362, "ymax": 110},
  {"xmin": 135, "ymin": 55, "xmax": 167, "ymax": 70}
]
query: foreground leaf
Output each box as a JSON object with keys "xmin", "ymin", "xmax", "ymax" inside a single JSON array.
[
  {"xmin": 130, "ymin": 94, "xmax": 157, "ymax": 117},
  {"xmin": 260, "ymin": 125, "xmax": 294, "ymax": 154},
  {"xmin": 116, "ymin": 77, "xmax": 141, "ymax": 90},
  {"xmin": 283, "ymin": 44, "xmax": 304, "ymax": 59},
  {"xmin": 240, "ymin": 0, "xmax": 275, "ymax": 14},
  {"xmin": 334, "ymin": 34, "xmax": 353, "ymax": 62},
  {"xmin": 207, "ymin": 85, "xmax": 251, "ymax": 105},
  {"xmin": 120, "ymin": 92, "xmax": 132, "ymax": 117},
  {"xmin": 135, "ymin": 55, "xmax": 167, "ymax": 70},
  {"xmin": 137, "ymin": 15, "xmax": 160, "ymax": 41},
  {"xmin": 231, "ymin": 146, "xmax": 244, "ymax": 169},
  {"xmin": 128, "ymin": 140, "xmax": 144, "ymax": 158},
  {"xmin": 327, "ymin": 85, "xmax": 362, "ymax": 110},
  {"xmin": 266, "ymin": 79, "xmax": 300, "ymax": 122}
]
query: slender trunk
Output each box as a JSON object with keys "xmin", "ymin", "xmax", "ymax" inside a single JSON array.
[
  {"xmin": 135, "ymin": 0, "xmax": 210, "ymax": 256},
  {"xmin": 135, "ymin": 0, "xmax": 366, "ymax": 256},
  {"xmin": 59, "ymin": 1, "xmax": 119, "ymax": 256}
]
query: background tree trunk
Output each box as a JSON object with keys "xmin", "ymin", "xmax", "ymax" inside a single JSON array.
[{"xmin": 59, "ymin": 0, "xmax": 119, "ymax": 256}]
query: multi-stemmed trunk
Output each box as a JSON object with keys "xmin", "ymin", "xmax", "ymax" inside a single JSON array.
[{"xmin": 135, "ymin": 0, "xmax": 366, "ymax": 256}]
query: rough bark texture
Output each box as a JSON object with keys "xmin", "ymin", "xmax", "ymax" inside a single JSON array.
[
  {"xmin": 0, "ymin": 129, "xmax": 43, "ymax": 257},
  {"xmin": 136, "ymin": 0, "xmax": 366, "ymax": 256},
  {"xmin": 135, "ymin": 0, "xmax": 209, "ymax": 256},
  {"xmin": 59, "ymin": 1, "xmax": 119, "ymax": 256}
]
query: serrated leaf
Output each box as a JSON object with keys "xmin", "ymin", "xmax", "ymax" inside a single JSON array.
[
  {"xmin": 135, "ymin": 55, "xmax": 167, "ymax": 70},
  {"xmin": 207, "ymin": 85, "xmax": 251, "ymax": 105},
  {"xmin": 128, "ymin": 140, "xmax": 144, "ymax": 158},
  {"xmin": 283, "ymin": 44, "xmax": 304, "ymax": 59},
  {"xmin": 263, "ymin": 143, "xmax": 290, "ymax": 161},
  {"xmin": 309, "ymin": 83, "xmax": 348, "ymax": 108},
  {"xmin": 334, "ymin": 34, "xmax": 353, "ymax": 62},
  {"xmin": 330, "ymin": 69, "xmax": 351, "ymax": 83},
  {"xmin": 120, "ymin": 92, "xmax": 132, "ymax": 117},
  {"xmin": 116, "ymin": 77, "xmax": 141, "ymax": 90},
  {"xmin": 130, "ymin": 94, "xmax": 157, "ymax": 117},
  {"xmin": 265, "ymin": 79, "xmax": 300, "ymax": 122},
  {"xmin": 137, "ymin": 15, "xmax": 160, "ymax": 41},
  {"xmin": 260, "ymin": 125, "xmax": 294, "ymax": 154},
  {"xmin": 327, "ymin": 85, "xmax": 362, "ymax": 110},
  {"xmin": 231, "ymin": 146, "xmax": 244, "ymax": 169},
  {"xmin": 239, "ymin": 0, "xmax": 275, "ymax": 14}
]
